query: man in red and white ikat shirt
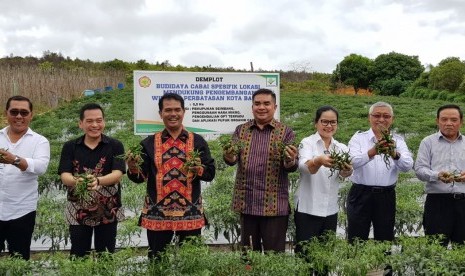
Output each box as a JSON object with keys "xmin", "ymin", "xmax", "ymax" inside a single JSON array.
[{"xmin": 127, "ymin": 93, "xmax": 215, "ymax": 260}]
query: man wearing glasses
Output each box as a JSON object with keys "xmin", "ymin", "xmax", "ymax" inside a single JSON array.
[
  {"xmin": 0, "ymin": 95, "xmax": 50, "ymax": 260},
  {"xmin": 346, "ymin": 101, "xmax": 413, "ymax": 243}
]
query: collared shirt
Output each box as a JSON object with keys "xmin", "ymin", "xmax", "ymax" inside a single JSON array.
[
  {"xmin": 227, "ymin": 119, "xmax": 297, "ymax": 216},
  {"xmin": 127, "ymin": 129, "xmax": 215, "ymax": 231},
  {"xmin": 415, "ymin": 131, "xmax": 465, "ymax": 194},
  {"xmin": 0, "ymin": 127, "xmax": 50, "ymax": 221},
  {"xmin": 58, "ymin": 134, "xmax": 125, "ymax": 226},
  {"xmin": 348, "ymin": 128, "xmax": 413, "ymax": 187},
  {"xmin": 295, "ymin": 132, "xmax": 348, "ymax": 217}
]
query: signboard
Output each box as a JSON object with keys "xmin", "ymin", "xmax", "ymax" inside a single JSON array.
[{"xmin": 134, "ymin": 71, "xmax": 280, "ymax": 135}]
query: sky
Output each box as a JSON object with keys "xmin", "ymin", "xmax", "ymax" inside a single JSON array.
[{"xmin": 0, "ymin": 0, "xmax": 464, "ymax": 73}]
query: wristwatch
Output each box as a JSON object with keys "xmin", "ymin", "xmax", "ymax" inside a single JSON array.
[{"xmin": 13, "ymin": 155, "xmax": 21, "ymax": 166}]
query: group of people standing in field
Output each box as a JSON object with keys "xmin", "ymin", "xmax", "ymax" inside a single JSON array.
[{"xmin": 1, "ymin": 89, "xmax": 465, "ymax": 269}]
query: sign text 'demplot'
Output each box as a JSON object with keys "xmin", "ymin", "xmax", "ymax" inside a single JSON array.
[{"xmin": 134, "ymin": 71, "xmax": 280, "ymax": 135}]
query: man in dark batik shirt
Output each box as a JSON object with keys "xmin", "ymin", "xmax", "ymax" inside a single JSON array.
[
  {"xmin": 127, "ymin": 93, "xmax": 215, "ymax": 259},
  {"xmin": 59, "ymin": 103, "xmax": 125, "ymax": 258}
]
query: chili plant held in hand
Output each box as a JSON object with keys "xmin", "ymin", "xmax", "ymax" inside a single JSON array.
[
  {"xmin": 73, "ymin": 170, "xmax": 94, "ymax": 203},
  {"xmin": 0, "ymin": 148, "xmax": 8, "ymax": 161},
  {"xmin": 274, "ymin": 141, "xmax": 298, "ymax": 160},
  {"xmin": 376, "ymin": 127, "xmax": 395, "ymax": 169},
  {"xmin": 182, "ymin": 149, "xmax": 204, "ymax": 179},
  {"xmin": 116, "ymin": 144, "xmax": 145, "ymax": 177},
  {"xmin": 328, "ymin": 149, "xmax": 352, "ymax": 178},
  {"xmin": 219, "ymin": 135, "xmax": 244, "ymax": 155},
  {"xmin": 441, "ymin": 170, "xmax": 462, "ymax": 185}
]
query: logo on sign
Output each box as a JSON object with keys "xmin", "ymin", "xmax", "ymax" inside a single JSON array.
[
  {"xmin": 266, "ymin": 76, "xmax": 278, "ymax": 87},
  {"xmin": 139, "ymin": 76, "xmax": 151, "ymax": 88}
]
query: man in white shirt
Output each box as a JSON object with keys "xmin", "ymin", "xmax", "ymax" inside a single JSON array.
[
  {"xmin": 0, "ymin": 96, "xmax": 50, "ymax": 260},
  {"xmin": 347, "ymin": 101, "xmax": 413, "ymax": 242}
]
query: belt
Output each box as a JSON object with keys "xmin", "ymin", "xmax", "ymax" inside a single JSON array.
[
  {"xmin": 428, "ymin": 193, "xmax": 465, "ymax": 200},
  {"xmin": 352, "ymin": 183, "xmax": 396, "ymax": 193},
  {"xmin": 453, "ymin": 193, "xmax": 465, "ymax": 200}
]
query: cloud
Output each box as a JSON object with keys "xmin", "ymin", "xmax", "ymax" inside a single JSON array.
[{"xmin": 0, "ymin": 0, "xmax": 464, "ymax": 73}]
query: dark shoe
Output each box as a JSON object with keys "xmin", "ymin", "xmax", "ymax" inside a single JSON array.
[{"xmin": 384, "ymin": 265, "xmax": 393, "ymax": 276}]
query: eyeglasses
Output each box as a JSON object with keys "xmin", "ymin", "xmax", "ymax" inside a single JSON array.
[
  {"xmin": 370, "ymin": 114, "xmax": 392, "ymax": 120},
  {"xmin": 8, "ymin": 109, "xmax": 30, "ymax": 117},
  {"xmin": 320, "ymin": 119, "xmax": 338, "ymax": 126}
]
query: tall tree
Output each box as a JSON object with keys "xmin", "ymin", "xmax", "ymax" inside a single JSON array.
[
  {"xmin": 428, "ymin": 57, "xmax": 465, "ymax": 92},
  {"xmin": 370, "ymin": 52, "xmax": 424, "ymax": 96},
  {"xmin": 332, "ymin": 54, "xmax": 373, "ymax": 95}
]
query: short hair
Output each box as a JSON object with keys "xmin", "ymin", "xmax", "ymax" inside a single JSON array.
[
  {"xmin": 369, "ymin": 101, "xmax": 393, "ymax": 115},
  {"xmin": 252, "ymin": 88, "xmax": 276, "ymax": 103},
  {"xmin": 314, "ymin": 105, "xmax": 339, "ymax": 124},
  {"xmin": 79, "ymin": 103, "xmax": 104, "ymax": 120},
  {"xmin": 6, "ymin": 95, "xmax": 33, "ymax": 111},
  {"xmin": 437, "ymin": 104, "xmax": 463, "ymax": 119},
  {"xmin": 158, "ymin": 93, "xmax": 185, "ymax": 111}
]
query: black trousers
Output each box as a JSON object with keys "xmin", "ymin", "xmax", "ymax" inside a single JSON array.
[
  {"xmin": 69, "ymin": 221, "xmax": 118, "ymax": 257},
  {"xmin": 294, "ymin": 211, "xmax": 337, "ymax": 255},
  {"xmin": 0, "ymin": 211, "xmax": 36, "ymax": 260},
  {"xmin": 347, "ymin": 184, "xmax": 396, "ymax": 242},
  {"xmin": 146, "ymin": 228, "xmax": 201, "ymax": 259},
  {"xmin": 424, "ymin": 193, "xmax": 465, "ymax": 245},
  {"xmin": 240, "ymin": 214, "xmax": 289, "ymax": 253}
]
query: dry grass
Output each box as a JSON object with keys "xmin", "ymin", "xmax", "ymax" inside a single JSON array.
[
  {"xmin": 0, "ymin": 66, "xmax": 126, "ymax": 109},
  {"xmin": 333, "ymin": 87, "xmax": 373, "ymax": 96}
]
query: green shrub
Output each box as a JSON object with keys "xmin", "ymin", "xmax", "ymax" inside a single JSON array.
[
  {"xmin": 302, "ymin": 234, "xmax": 390, "ymax": 275},
  {"xmin": 447, "ymin": 92, "xmax": 460, "ymax": 101},
  {"xmin": 455, "ymin": 94, "xmax": 465, "ymax": 103},
  {"xmin": 437, "ymin": 90, "xmax": 450, "ymax": 101},
  {"xmin": 203, "ymin": 166, "xmax": 240, "ymax": 248},
  {"xmin": 0, "ymin": 256, "xmax": 32, "ymax": 275},
  {"xmin": 426, "ymin": 90, "xmax": 439, "ymax": 100}
]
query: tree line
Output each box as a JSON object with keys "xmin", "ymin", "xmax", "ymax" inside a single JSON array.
[
  {"xmin": 332, "ymin": 52, "xmax": 465, "ymax": 96},
  {"xmin": 2, "ymin": 50, "xmax": 464, "ymax": 103}
]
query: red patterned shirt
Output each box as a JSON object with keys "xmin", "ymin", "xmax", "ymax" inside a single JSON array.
[{"xmin": 128, "ymin": 129, "xmax": 215, "ymax": 231}]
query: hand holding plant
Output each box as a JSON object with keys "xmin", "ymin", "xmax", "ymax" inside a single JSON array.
[
  {"xmin": 274, "ymin": 141, "xmax": 298, "ymax": 162},
  {"xmin": 118, "ymin": 144, "xmax": 145, "ymax": 177},
  {"xmin": 0, "ymin": 148, "xmax": 8, "ymax": 162},
  {"xmin": 375, "ymin": 126, "xmax": 396, "ymax": 169},
  {"xmin": 73, "ymin": 170, "xmax": 97, "ymax": 203},
  {"xmin": 328, "ymin": 149, "xmax": 353, "ymax": 178},
  {"xmin": 439, "ymin": 170, "xmax": 462, "ymax": 184},
  {"xmin": 283, "ymin": 144, "xmax": 298, "ymax": 163},
  {"xmin": 182, "ymin": 149, "xmax": 204, "ymax": 179},
  {"xmin": 219, "ymin": 135, "xmax": 244, "ymax": 161}
]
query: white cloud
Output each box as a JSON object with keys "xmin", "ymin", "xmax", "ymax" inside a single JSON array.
[{"xmin": 0, "ymin": 0, "xmax": 464, "ymax": 72}]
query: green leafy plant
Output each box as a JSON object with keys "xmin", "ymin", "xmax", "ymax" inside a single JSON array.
[
  {"xmin": 441, "ymin": 169, "xmax": 462, "ymax": 184},
  {"xmin": 203, "ymin": 167, "xmax": 240, "ymax": 250},
  {"xmin": 376, "ymin": 126, "xmax": 395, "ymax": 169},
  {"xmin": 328, "ymin": 148, "xmax": 352, "ymax": 177},
  {"xmin": 301, "ymin": 233, "xmax": 391, "ymax": 275},
  {"xmin": 116, "ymin": 143, "xmax": 145, "ymax": 177},
  {"xmin": 218, "ymin": 135, "xmax": 244, "ymax": 155},
  {"xmin": 72, "ymin": 170, "xmax": 94, "ymax": 203},
  {"xmin": 182, "ymin": 149, "xmax": 204, "ymax": 179},
  {"xmin": 273, "ymin": 141, "xmax": 298, "ymax": 160},
  {"xmin": 34, "ymin": 194, "xmax": 69, "ymax": 250},
  {"xmin": 0, "ymin": 148, "xmax": 8, "ymax": 160},
  {"xmin": 394, "ymin": 178, "xmax": 424, "ymax": 236}
]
